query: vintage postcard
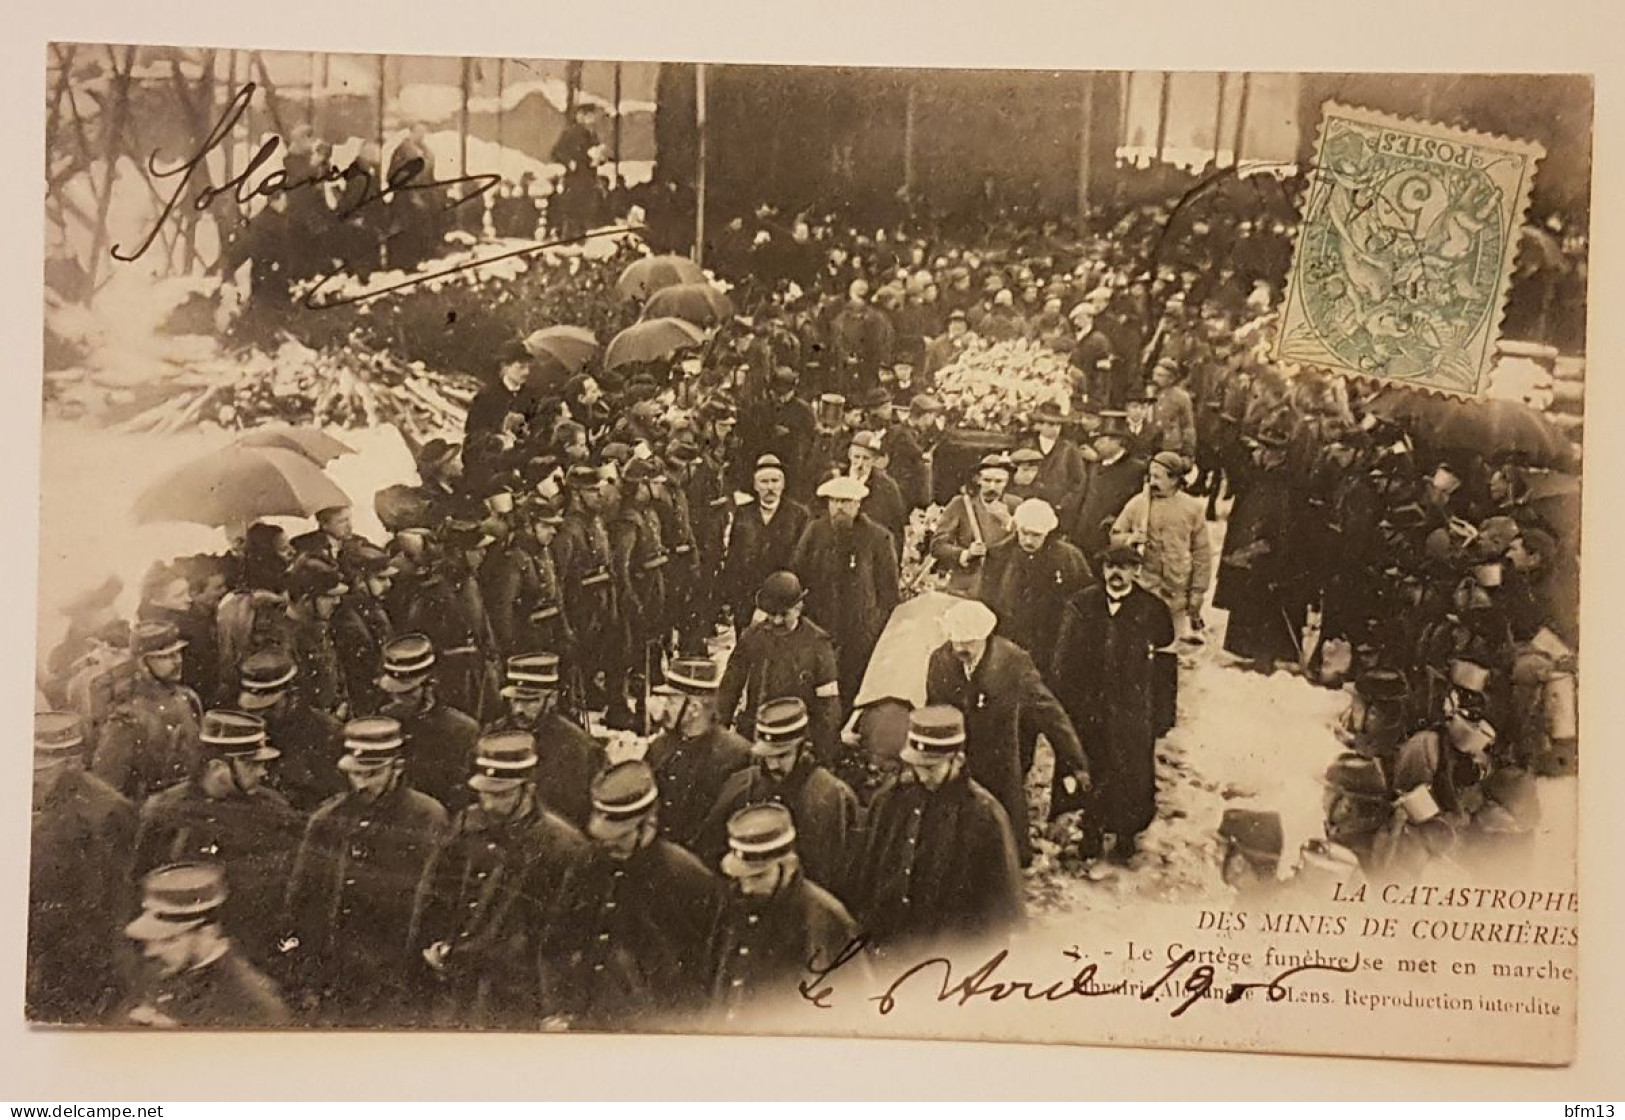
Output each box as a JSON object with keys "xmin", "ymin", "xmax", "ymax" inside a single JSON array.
[{"xmin": 31, "ymin": 50, "xmax": 1588, "ymax": 1065}]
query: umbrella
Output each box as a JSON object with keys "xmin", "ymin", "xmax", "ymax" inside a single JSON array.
[
  {"xmin": 235, "ymin": 426, "xmax": 355, "ymax": 466},
  {"xmin": 853, "ymin": 590, "xmax": 968, "ymax": 710},
  {"xmin": 616, "ymin": 254, "xmax": 706, "ymax": 301},
  {"xmin": 643, "ymin": 282, "xmax": 735, "ymax": 327},
  {"xmin": 523, "ymin": 325, "xmax": 600, "ymax": 375},
  {"xmin": 1365, "ymin": 389, "xmax": 1579, "ymax": 470},
  {"xmin": 604, "ymin": 317, "xmax": 707, "ymax": 371},
  {"xmin": 133, "ymin": 445, "xmax": 352, "ymax": 529}
]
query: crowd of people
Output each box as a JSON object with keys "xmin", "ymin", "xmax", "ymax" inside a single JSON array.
[{"xmin": 31, "ymin": 155, "xmax": 1583, "ymax": 1033}]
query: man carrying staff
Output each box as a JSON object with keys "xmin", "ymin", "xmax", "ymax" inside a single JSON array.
[{"xmin": 930, "ymin": 454, "xmax": 1017, "ymax": 596}]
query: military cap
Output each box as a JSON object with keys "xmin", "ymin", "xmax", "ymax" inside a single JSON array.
[
  {"xmin": 469, "ymin": 731, "xmax": 539, "ymax": 793},
  {"xmin": 599, "ymin": 442, "xmax": 635, "ymax": 467},
  {"xmin": 754, "ymin": 454, "xmax": 787, "ymax": 476},
  {"xmin": 590, "ymin": 759, "xmax": 659, "ymax": 823},
  {"xmin": 656, "ymin": 656, "xmax": 723, "ymax": 696},
  {"xmin": 756, "ymin": 570, "xmax": 806, "ymax": 614},
  {"xmin": 378, "ymin": 633, "xmax": 436, "ymax": 692},
  {"xmin": 131, "ymin": 619, "xmax": 187, "ymax": 658},
  {"xmin": 850, "ymin": 430, "xmax": 883, "ymax": 454},
  {"xmin": 751, "ymin": 697, "xmax": 810, "ymax": 758},
  {"xmin": 565, "ymin": 464, "xmax": 604, "ymax": 491},
  {"xmin": 34, "ymin": 711, "xmax": 85, "ymax": 769},
  {"xmin": 200, "ymin": 709, "xmax": 279, "ymax": 762},
  {"xmin": 1322, "ymin": 753, "xmax": 1390, "ymax": 803},
  {"xmin": 1218, "ymin": 809, "xmax": 1284, "ymax": 863},
  {"xmin": 819, "ymin": 392, "xmax": 847, "ymax": 410},
  {"xmin": 237, "ymin": 648, "xmax": 297, "ymax": 712},
  {"xmin": 339, "ymin": 716, "xmax": 406, "ymax": 771},
  {"xmin": 1093, "ymin": 410, "xmax": 1131, "ymax": 438},
  {"xmin": 1009, "ymin": 447, "xmax": 1045, "ymax": 466},
  {"xmin": 125, "ymin": 862, "xmax": 228, "ymax": 942},
  {"xmin": 901, "ymin": 704, "xmax": 967, "ymax": 763},
  {"xmin": 720, "ymin": 802, "xmax": 798, "ymax": 878},
  {"xmin": 501, "ymin": 651, "xmax": 561, "ymax": 699},
  {"xmin": 816, "ymin": 475, "xmax": 869, "ymax": 501}
]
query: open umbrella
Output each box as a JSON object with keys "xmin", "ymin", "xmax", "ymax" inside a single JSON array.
[
  {"xmin": 1365, "ymin": 389, "xmax": 1578, "ymax": 470},
  {"xmin": 643, "ymin": 282, "xmax": 735, "ymax": 327},
  {"xmin": 615, "ymin": 254, "xmax": 706, "ymax": 301},
  {"xmin": 604, "ymin": 317, "xmax": 707, "ymax": 371},
  {"xmin": 235, "ymin": 426, "xmax": 355, "ymax": 466},
  {"xmin": 523, "ymin": 325, "xmax": 600, "ymax": 375},
  {"xmin": 133, "ymin": 445, "xmax": 352, "ymax": 528}
]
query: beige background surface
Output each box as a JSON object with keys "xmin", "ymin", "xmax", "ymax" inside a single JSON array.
[{"xmin": 3, "ymin": 0, "xmax": 1622, "ymax": 1100}]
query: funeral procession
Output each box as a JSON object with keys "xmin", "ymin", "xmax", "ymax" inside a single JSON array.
[{"xmin": 29, "ymin": 54, "xmax": 1587, "ymax": 1034}]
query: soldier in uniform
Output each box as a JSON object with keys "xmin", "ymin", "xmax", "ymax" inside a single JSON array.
[
  {"xmin": 554, "ymin": 464, "xmax": 635, "ymax": 729},
  {"xmin": 376, "ymin": 634, "xmax": 482, "ymax": 816},
  {"xmin": 609, "ymin": 457, "xmax": 671, "ymax": 714},
  {"xmin": 92, "ymin": 619, "xmax": 203, "ymax": 804},
  {"xmin": 710, "ymin": 802, "xmax": 862, "ymax": 1022},
  {"xmin": 132, "ymin": 710, "xmax": 304, "ymax": 971},
  {"xmin": 538, "ymin": 760, "xmax": 726, "ymax": 1030},
  {"xmin": 411, "ymin": 732, "xmax": 590, "ymax": 1028},
  {"xmin": 331, "ymin": 544, "xmax": 397, "ymax": 719},
  {"xmin": 28, "ymin": 712, "xmax": 137, "ymax": 1024},
  {"xmin": 282, "ymin": 718, "xmax": 449, "ymax": 1026},
  {"xmin": 722, "ymin": 455, "xmax": 812, "ymax": 634},
  {"xmin": 697, "ymin": 698, "xmax": 862, "ymax": 903},
  {"xmin": 651, "ymin": 444, "xmax": 708, "ymax": 656},
  {"xmin": 717, "ymin": 571, "xmax": 842, "ymax": 764},
  {"xmin": 285, "ymin": 557, "xmax": 350, "ymax": 717},
  {"xmin": 644, "ymin": 656, "xmax": 752, "ymax": 850},
  {"xmin": 119, "ymin": 862, "xmax": 291, "ymax": 1028},
  {"xmin": 513, "ymin": 496, "xmax": 575, "ymax": 669},
  {"xmin": 237, "ymin": 647, "xmax": 345, "ymax": 813},
  {"xmin": 484, "ymin": 652, "xmax": 604, "ymax": 829},
  {"xmin": 851, "ymin": 705, "xmax": 1025, "ymax": 954},
  {"xmin": 405, "ymin": 519, "xmax": 500, "ymax": 723}
]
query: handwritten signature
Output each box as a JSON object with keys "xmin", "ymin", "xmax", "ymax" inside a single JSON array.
[
  {"xmin": 107, "ymin": 81, "xmax": 644, "ymax": 312},
  {"xmin": 800, "ymin": 935, "xmax": 1361, "ymax": 1019}
]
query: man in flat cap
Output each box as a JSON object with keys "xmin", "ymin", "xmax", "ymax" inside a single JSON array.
[
  {"xmin": 91, "ymin": 619, "xmax": 203, "ymax": 804},
  {"xmin": 484, "ymin": 652, "xmax": 603, "ymax": 829},
  {"xmin": 285, "ymin": 556, "xmax": 350, "ymax": 717},
  {"xmin": 28, "ymin": 712, "xmax": 136, "ymax": 1024},
  {"xmin": 926, "ymin": 598, "xmax": 1090, "ymax": 869},
  {"xmin": 698, "ymin": 697, "xmax": 862, "ymax": 903},
  {"xmin": 1111, "ymin": 449, "xmax": 1213, "ymax": 644},
  {"xmin": 120, "ymin": 862, "xmax": 291, "ymax": 1028},
  {"xmin": 643, "ymin": 656, "xmax": 752, "ymax": 850},
  {"xmin": 376, "ymin": 633, "xmax": 482, "ymax": 816},
  {"xmin": 717, "ymin": 571, "xmax": 842, "ymax": 765},
  {"xmin": 540, "ymin": 760, "xmax": 726, "ymax": 1029},
  {"xmin": 846, "ymin": 429, "xmax": 908, "ymax": 548},
  {"xmin": 554, "ymin": 463, "xmax": 635, "ymax": 728},
  {"xmin": 237, "ymin": 647, "xmax": 345, "ymax": 813},
  {"xmin": 411, "ymin": 731, "xmax": 589, "ymax": 1028},
  {"xmin": 283, "ymin": 717, "xmax": 449, "ymax": 1025},
  {"xmin": 608, "ymin": 456, "xmax": 672, "ymax": 717},
  {"xmin": 1050, "ymin": 545, "xmax": 1176, "ymax": 866},
  {"xmin": 852, "ymin": 705, "xmax": 1024, "ymax": 953},
  {"xmin": 133, "ymin": 709, "xmax": 303, "ymax": 972},
  {"xmin": 710, "ymin": 802, "xmax": 862, "ymax": 1021},
  {"xmin": 792, "ymin": 474, "xmax": 901, "ymax": 708},
  {"xmin": 884, "ymin": 394, "xmax": 946, "ymax": 512},
  {"xmin": 331, "ymin": 543, "xmax": 398, "ymax": 718},
  {"xmin": 931, "ymin": 454, "xmax": 1016, "ymax": 597},
  {"xmin": 722, "ymin": 453, "xmax": 812, "ymax": 633}
]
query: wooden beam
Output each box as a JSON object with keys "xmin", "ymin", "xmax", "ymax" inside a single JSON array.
[
  {"xmin": 1077, "ymin": 73, "xmax": 1094, "ymax": 217},
  {"xmin": 695, "ymin": 63, "xmax": 707, "ymax": 266},
  {"xmin": 85, "ymin": 45, "xmax": 137, "ymax": 295},
  {"xmin": 459, "ymin": 56, "xmax": 471, "ymax": 177},
  {"xmin": 251, "ymin": 52, "xmax": 289, "ymax": 137},
  {"xmin": 612, "ymin": 60, "xmax": 623, "ymax": 187},
  {"xmin": 1233, "ymin": 72, "xmax": 1252, "ymax": 163},
  {"xmin": 1155, "ymin": 71, "xmax": 1171, "ymax": 164},
  {"xmin": 1214, "ymin": 72, "xmax": 1228, "ymax": 166}
]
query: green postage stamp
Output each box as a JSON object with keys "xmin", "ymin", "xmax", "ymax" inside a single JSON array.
[{"xmin": 1274, "ymin": 102, "xmax": 1545, "ymax": 398}]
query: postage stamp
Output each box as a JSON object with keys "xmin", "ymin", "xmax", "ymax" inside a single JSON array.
[{"xmin": 1274, "ymin": 102, "xmax": 1545, "ymax": 397}]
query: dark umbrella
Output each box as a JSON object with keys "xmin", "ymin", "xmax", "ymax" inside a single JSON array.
[
  {"xmin": 643, "ymin": 282, "xmax": 735, "ymax": 327},
  {"xmin": 604, "ymin": 317, "xmax": 707, "ymax": 371},
  {"xmin": 523, "ymin": 326, "xmax": 601, "ymax": 375},
  {"xmin": 134, "ymin": 445, "xmax": 352, "ymax": 528},
  {"xmin": 1365, "ymin": 389, "xmax": 1579, "ymax": 470},
  {"xmin": 615, "ymin": 254, "xmax": 706, "ymax": 301},
  {"xmin": 235, "ymin": 427, "xmax": 356, "ymax": 466}
]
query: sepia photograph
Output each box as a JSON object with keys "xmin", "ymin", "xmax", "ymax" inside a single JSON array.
[{"xmin": 29, "ymin": 44, "xmax": 1591, "ymax": 1066}]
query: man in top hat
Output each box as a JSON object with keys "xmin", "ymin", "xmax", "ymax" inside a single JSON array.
[
  {"xmin": 1122, "ymin": 385, "xmax": 1162, "ymax": 460},
  {"xmin": 91, "ymin": 619, "xmax": 203, "ymax": 804},
  {"xmin": 1050, "ymin": 545, "xmax": 1176, "ymax": 865},
  {"xmin": 485, "ymin": 652, "xmax": 603, "ymax": 829},
  {"xmin": 376, "ymin": 633, "xmax": 482, "ymax": 816},
  {"xmin": 846, "ymin": 428, "xmax": 908, "ymax": 548},
  {"xmin": 792, "ymin": 474, "xmax": 901, "ymax": 708},
  {"xmin": 710, "ymin": 801, "xmax": 862, "ymax": 1021},
  {"xmin": 285, "ymin": 556, "xmax": 350, "ymax": 716},
  {"xmin": 698, "ymin": 697, "xmax": 862, "ymax": 902},
  {"xmin": 981, "ymin": 498, "xmax": 1094, "ymax": 676},
  {"xmin": 1028, "ymin": 401, "xmax": 1088, "ymax": 513},
  {"xmin": 1215, "ymin": 425, "xmax": 1302, "ymax": 669},
  {"xmin": 539, "ymin": 759, "xmax": 726, "ymax": 1029},
  {"xmin": 717, "ymin": 571, "xmax": 842, "ymax": 765},
  {"xmin": 643, "ymin": 656, "xmax": 752, "ymax": 850},
  {"xmin": 283, "ymin": 716, "xmax": 449, "ymax": 1025},
  {"xmin": 1111, "ymin": 449, "xmax": 1213, "ymax": 643},
  {"xmin": 331, "ymin": 543, "xmax": 398, "ymax": 718},
  {"xmin": 1066, "ymin": 411, "xmax": 1146, "ymax": 557},
  {"xmin": 852, "ymin": 705, "xmax": 1024, "ymax": 952},
  {"xmin": 132, "ymin": 709, "xmax": 303, "ymax": 969},
  {"xmin": 723, "ymin": 454, "xmax": 812, "ymax": 633},
  {"xmin": 930, "ymin": 453, "xmax": 1017, "ymax": 597},
  {"xmin": 411, "ymin": 731, "xmax": 589, "ymax": 1028},
  {"xmin": 885, "ymin": 393, "xmax": 946, "ymax": 512},
  {"xmin": 120, "ymin": 862, "xmax": 291, "ymax": 1027},
  {"xmin": 28, "ymin": 712, "xmax": 137, "ymax": 1024},
  {"xmin": 926, "ymin": 598, "xmax": 1089, "ymax": 869},
  {"xmin": 237, "ymin": 647, "xmax": 345, "ymax": 813},
  {"xmin": 554, "ymin": 463, "xmax": 635, "ymax": 728}
]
